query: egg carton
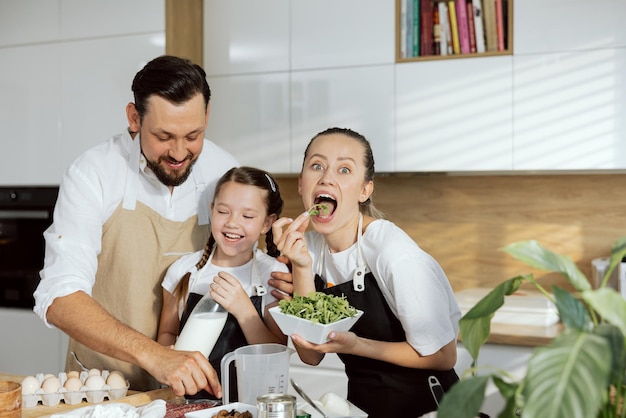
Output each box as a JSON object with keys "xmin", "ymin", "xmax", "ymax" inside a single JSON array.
[{"xmin": 22, "ymin": 370, "xmax": 129, "ymax": 408}]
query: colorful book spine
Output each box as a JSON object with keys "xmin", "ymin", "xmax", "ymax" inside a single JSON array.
[
  {"xmin": 406, "ymin": 0, "xmax": 413, "ymax": 57},
  {"xmin": 472, "ymin": 0, "xmax": 486, "ymax": 53},
  {"xmin": 455, "ymin": 0, "xmax": 470, "ymax": 54},
  {"xmin": 400, "ymin": 0, "xmax": 407, "ymax": 58},
  {"xmin": 438, "ymin": 1, "xmax": 451, "ymax": 55},
  {"xmin": 420, "ymin": 0, "xmax": 434, "ymax": 56},
  {"xmin": 413, "ymin": 0, "xmax": 420, "ymax": 56},
  {"xmin": 447, "ymin": 0, "xmax": 460, "ymax": 54},
  {"xmin": 482, "ymin": 0, "xmax": 497, "ymax": 52},
  {"xmin": 495, "ymin": 0, "xmax": 505, "ymax": 51},
  {"xmin": 466, "ymin": 0, "xmax": 477, "ymax": 53}
]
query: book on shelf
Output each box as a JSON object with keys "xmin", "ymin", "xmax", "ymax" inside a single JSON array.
[
  {"xmin": 482, "ymin": 0, "xmax": 498, "ymax": 52},
  {"xmin": 406, "ymin": 0, "xmax": 413, "ymax": 57},
  {"xmin": 447, "ymin": 0, "xmax": 460, "ymax": 54},
  {"xmin": 438, "ymin": 1, "xmax": 451, "ymax": 55},
  {"xmin": 412, "ymin": 0, "xmax": 420, "ymax": 56},
  {"xmin": 471, "ymin": 0, "xmax": 486, "ymax": 53},
  {"xmin": 420, "ymin": 0, "xmax": 434, "ymax": 56},
  {"xmin": 400, "ymin": 0, "xmax": 407, "ymax": 57},
  {"xmin": 398, "ymin": 0, "xmax": 507, "ymax": 59},
  {"xmin": 466, "ymin": 0, "xmax": 477, "ymax": 53},
  {"xmin": 495, "ymin": 0, "xmax": 505, "ymax": 51},
  {"xmin": 433, "ymin": 6, "xmax": 441, "ymax": 55},
  {"xmin": 455, "ymin": 0, "xmax": 470, "ymax": 54}
]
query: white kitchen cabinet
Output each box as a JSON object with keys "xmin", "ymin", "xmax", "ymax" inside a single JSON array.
[
  {"xmin": 395, "ymin": 57, "xmax": 514, "ymax": 172},
  {"xmin": 290, "ymin": 1, "xmax": 394, "ymax": 70},
  {"xmin": 514, "ymin": 0, "xmax": 626, "ymax": 56},
  {"xmin": 60, "ymin": 0, "xmax": 164, "ymax": 40},
  {"xmin": 0, "ymin": 308, "xmax": 69, "ymax": 376},
  {"xmin": 513, "ymin": 49, "xmax": 626, "ymax": 170},
  {"xmin": 203, "ymin": 0, "xmax": 290, "ymax": 76},
  {"xmin": 59, "ymin": 34, "xmax": 165, "ymax": 174},
  {"xmin": 0, "ymin": 0, "xmax": 61, "ymax": 47},
  {"xmin": 206, "ymin": 73, "xmax": 291, "ymax": 173},
  {"xmin": 290, "ymin": 66, "xmax": 395, "ymax": 173},
  {"xmin": 0, "ymin": 45, "xmax": 63, "ymax": 185},
  {"xmin": 0, "ymin": 1, "xmax": 165, "ymax": 186}
]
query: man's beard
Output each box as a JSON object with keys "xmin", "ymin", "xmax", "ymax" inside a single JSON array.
[{"xmin": 145, "ymin": 154, "xmax": 197, "ymax": 187}]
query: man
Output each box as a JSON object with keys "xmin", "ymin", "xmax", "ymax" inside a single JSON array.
[{"xmin": 34, "ymin": 55, "xmax": 240, "ymax": 396}]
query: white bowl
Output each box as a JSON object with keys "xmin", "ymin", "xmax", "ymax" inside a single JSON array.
[{"xmin": 269, "ymin": 306, "xmax": 364, "ymax": 345}]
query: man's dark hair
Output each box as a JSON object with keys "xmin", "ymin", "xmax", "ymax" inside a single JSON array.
[{"xmin": 131, "ymin": 55, "xmax": 211, "ymax": 121}]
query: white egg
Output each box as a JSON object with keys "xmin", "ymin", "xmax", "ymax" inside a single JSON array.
[
  {"xmin": 87, "ymin": 368, "xmax": 101, "ymax": 377},
  {"xmin": 319, "ymin": 392, "xmax": 351, "ymax": 416},
  {"xmin": 67, "ymin": 370, "xmax": 80, "ymax": 379},
  {"xmin": 106, "ymin": 372, "xmax": 127, "ymax": 389},
  {"xmin": 41, "ymin": 376, "xmax": 62, "ymax": 393},
  {"xmin": 64, "ymin": 377, "xmax": 83, "ymax": 392},
  {"xmin": 21, "ymin": 376, "xmax": 40, "ymax": 395},
  {"xmin": 85, "ymin": 375, "xmax": 106, "ymax": 390}
]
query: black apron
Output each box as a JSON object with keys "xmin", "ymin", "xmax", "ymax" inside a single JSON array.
[
  {"xmin": 313, "ymin": 220, "xmax": 458, "ymax": 417},
  {"xmin": 179, "ymin": 291, "xmax": 263, "ymax": 401}
]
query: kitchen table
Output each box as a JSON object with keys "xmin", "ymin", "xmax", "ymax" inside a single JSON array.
[{"xmin": 0, "ymin": 373, "xmax": 179, "ymax": 418}]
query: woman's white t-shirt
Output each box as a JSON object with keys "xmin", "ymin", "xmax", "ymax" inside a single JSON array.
[{"xmin": 305, "ymin": 219, "xmax": 461, "ymax": 356}]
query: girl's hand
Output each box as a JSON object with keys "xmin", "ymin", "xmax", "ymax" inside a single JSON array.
[
  {"xmin": 210, "ymin": 271, "xmax": 254, "ymax": 318},
  {"xmin": 272, "ymin": 212, "xmax": 312, "ymax": 269}
]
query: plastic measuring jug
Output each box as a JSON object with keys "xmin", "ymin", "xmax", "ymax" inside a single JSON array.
[{"xmin": 221, "ymin": 343, "xmax": 295, "ymax": 405}]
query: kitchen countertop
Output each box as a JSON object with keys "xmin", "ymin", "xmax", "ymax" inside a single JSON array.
[
  {"xmin": 484, "ymin": 322, "xmax": 564, "ymax": 347},
  {"xmin": 0, "ymin": 373, "xmax": 179, "ymax": 418}
]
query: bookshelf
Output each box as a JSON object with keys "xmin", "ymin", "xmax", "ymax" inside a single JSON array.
[{"xmin": 396, "ymin": 0, "xmax": 513, "ymax": 62}]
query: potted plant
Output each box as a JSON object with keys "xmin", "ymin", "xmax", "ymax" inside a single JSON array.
[{"xmin": 437, "ymin": 238, "xmax": 626, "ymax": 418}]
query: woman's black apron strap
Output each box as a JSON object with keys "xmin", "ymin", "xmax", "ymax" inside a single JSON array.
[{"xmin": 314, "ymin": 273, "xmax": 458, "ymax": 418}]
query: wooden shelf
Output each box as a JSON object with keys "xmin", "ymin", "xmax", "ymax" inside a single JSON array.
[{"xmin": 395, "ymin": 0, "xmax": 514, "ymax": 63}]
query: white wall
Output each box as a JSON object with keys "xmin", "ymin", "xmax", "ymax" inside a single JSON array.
[
  {"xmin": 203, "ymin": 0, "xmax": 626, "ymax": 173},
  {"xmin": 0, "ymin": 0, "xmax": 165, "ymax": 186}
]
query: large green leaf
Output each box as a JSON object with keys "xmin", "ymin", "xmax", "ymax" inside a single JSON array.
[
  {"xmin": 492, "ymin": 376, "xmax": 520, "ymax": 418},
  {"xmin": 521, "ymin": 330, "xmax": 611, "ymax": 418},
  {"xmin": 593, "ymin": 323, "xmax": 626, "ymax": 385},
  {"xmin": 583, "ymin": 287, "xmax": 626, "ymax": 337},
  {"xmin": 459, "ymin": 277, "xmax": 525, "ymax": 361},
  {"xmin": 602, "ymin": 237, "xmax": 626, "ymax": 288},
  {"xmin": 552, "ymin": 286, "xmax": 591, "ymax": 331},
  {"xmin": 502, "ymin": 241, "xmax": 590, "ymax": 292},
  {"xmin": 437, "ymin": 375, "xmax": 489, "ymax": 418}
]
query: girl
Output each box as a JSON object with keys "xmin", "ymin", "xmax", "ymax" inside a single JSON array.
[
  {"xmin": 158, "ymin": 166, "xmax": 288, "ymax": 399},
  {"xmin": 273, "ymin": 128, "xmax": 461, "ymax": 418}
]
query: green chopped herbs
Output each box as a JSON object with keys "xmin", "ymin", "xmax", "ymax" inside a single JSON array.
[
  {"xmin": 308, "ymin": 203, "xmax": 330, "ymax": 216},
  {"xmin": 278, "ymin": 292, "xmax": 358, "ymax": 324}
]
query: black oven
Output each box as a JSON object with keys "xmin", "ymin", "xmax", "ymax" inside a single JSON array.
[{"xmin": 0, "ymin": 186, "xmax": 59, "ymax": 309}]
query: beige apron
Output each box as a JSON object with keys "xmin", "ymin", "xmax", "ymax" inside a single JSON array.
[{"xmin": 65, "ymin": 135, "xmax": 209, "ymax": 391}]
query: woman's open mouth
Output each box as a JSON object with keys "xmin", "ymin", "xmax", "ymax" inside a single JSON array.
[{"xmin": 311, "ymin": 194, "xmax": 336, "ymax": 218}]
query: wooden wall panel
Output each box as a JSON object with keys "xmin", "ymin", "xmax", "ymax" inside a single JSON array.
[
  {"xmin": 274, "ymin": 173, "xmax": 626, "ymax": 293},
  {"xmin": 165, "ymin": 0, "xmax": 203, "ymax": 65}
]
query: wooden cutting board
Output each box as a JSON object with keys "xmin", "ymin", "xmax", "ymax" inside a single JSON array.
[{"xmin": 0, "ymin": 373, "xmax": 179, "ymax": 417}]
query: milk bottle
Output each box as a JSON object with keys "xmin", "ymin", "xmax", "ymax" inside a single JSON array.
[{"xmin": 174, "ymin": 293, "xmax": 227, "ymax": 358}]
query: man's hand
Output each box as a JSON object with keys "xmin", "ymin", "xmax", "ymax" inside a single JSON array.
[
  {"xmin": 269, "ymin": 255, "xmax": 294, "ymax": 300},
  {"xmin": 149, "ymin": 347, "xmax": 222, "ymax": 397}
]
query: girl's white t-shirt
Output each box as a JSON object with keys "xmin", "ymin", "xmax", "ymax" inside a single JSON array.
[{"xmin": 162, "ymin": 248, "xmax": 288, "ymax": 316}]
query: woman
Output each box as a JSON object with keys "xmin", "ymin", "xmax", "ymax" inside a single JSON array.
[{"xmin": 273, "ymin": 127, "xmax": 461, "ymax": 418}]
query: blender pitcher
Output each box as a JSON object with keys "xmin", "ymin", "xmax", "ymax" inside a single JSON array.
[{"xmin": 221, "ymin": 343, "xmax": 295, "ymax": 405}]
